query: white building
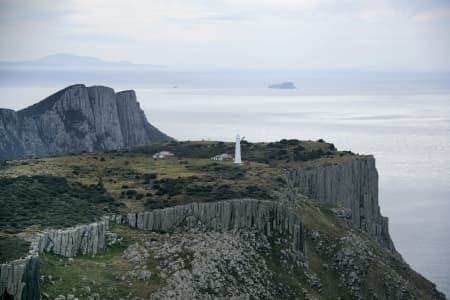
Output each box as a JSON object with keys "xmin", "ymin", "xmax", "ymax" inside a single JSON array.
[{"xmin": 153, "ymin": 151, "xmax": 175, "ymax": 159}]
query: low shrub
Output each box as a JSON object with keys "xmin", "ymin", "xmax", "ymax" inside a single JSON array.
[{"xmin": 0, "ymin": 176, "xmax": 117, "ymax": 231}]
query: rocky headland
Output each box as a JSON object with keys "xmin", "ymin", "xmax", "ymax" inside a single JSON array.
[
  {"xmin": 0, "ymin": 137, "xmax": 446, "ymax": 298},
  {"xmin": 0, "ymin": 84, "xmax": 172, "ymax": 159},
  {"xmin": 286, "ymin": 155, "xmax": 395, "ymax": 252}
]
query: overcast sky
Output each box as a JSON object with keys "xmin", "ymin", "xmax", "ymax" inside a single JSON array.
[{"xmin": 0, "ymin": 0, "xmax": 449, "ymax": 71}]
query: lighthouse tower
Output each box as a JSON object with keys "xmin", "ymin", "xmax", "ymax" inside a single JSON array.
[{"xmin": 234, "ymin": 134, "xmax": 242, "ymax": 164}]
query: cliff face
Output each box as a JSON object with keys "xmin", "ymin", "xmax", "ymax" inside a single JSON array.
[
  {"xmin": 286, "ymin": 156, "xmax": 396, "ymax": 252},
  {"xmin": 123, "ymin": 199, "xmax": 306, "ymax": 260},
  {"xmin": 0, "ymin": 256, "xmax": 40, "ymax": 300},
  {"xmin": 1, "ymin": 200, "xmax": 305, "ymax": 300},
  {"xmin": 32, "ymin": 219, "xmax": 110, "ymax": 258},
  {"xmin": 0, "ymin": 84, "xmax": 172, "ymax": 159},
  {"xmin": 0, "ymin": 220, "xmax": 110, "ymax": 300}
]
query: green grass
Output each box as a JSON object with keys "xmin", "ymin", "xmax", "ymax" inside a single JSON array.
[
  {"xmin": 40, "ymin": 225, "xmax": 164, "ymax": 299},
  {"xmin": 125, "ymin": 139, "xmax": 352, "ymax": 167},
  {"xmin": 0, "ymin": 150, "xmax": 283, "ymax": 213},
  {"xmin": 0, "ymin": 140, "xmax": 356, "ymax": 215}
]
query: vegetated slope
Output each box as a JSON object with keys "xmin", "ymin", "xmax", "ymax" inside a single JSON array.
[
  {"xmin": 0, "ymin": 176, "xmax": 118, "ymax": 263},
  {"xmin": 0, "ymin": 176, "xmax": 117, "ymax": 232},
  {"xmin": 0, "ymin": 84, "xmax": 172, "ymax": 159}
]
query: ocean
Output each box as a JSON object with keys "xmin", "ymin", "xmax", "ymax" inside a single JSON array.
[{"xmin": 0, "ymin": 70, "xmax": 449, "ymax": 296}]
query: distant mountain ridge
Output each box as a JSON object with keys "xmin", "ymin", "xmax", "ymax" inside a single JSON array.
[
  {"xmin": 0, "ymin": 53, "xmax": 162, "ymax": 70},
  {"xmin": 0, "ymin": 84, "xmax": 173, "ymax": 159}
]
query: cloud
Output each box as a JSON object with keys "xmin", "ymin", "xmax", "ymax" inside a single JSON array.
[
  {"xmin": 413, "ymin": 7, "xmax": 450, "ymax": 22},
  {"xmin": 0, "ymin": 0, "xmax": 449, "ymax": 71}
]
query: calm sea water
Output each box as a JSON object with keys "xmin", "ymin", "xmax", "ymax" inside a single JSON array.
[{"xmin": 0, "ymin": 71, "xmax": 449, "ymax": 296}]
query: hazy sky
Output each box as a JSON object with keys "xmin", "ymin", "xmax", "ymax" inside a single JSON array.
[{"xmin": 0, "ymin": 0, "xmax": 449, "ymax": 71}]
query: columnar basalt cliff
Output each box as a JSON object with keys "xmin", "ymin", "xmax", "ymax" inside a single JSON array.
[
  {"xmin": 286, "ymin": 155, "xmax": 396, "ymax": 252},
  {"xmin": 115, "ymin": 199, "xmax": 306, "ymax": 260},
  {"xmin": 0, "ymin": 256, "xmax": 40, "ymax": 300},
  {"xmin": 1, "ymin": 200, "xmax": 305, "ymax": 300},
  {"xmin": 0, "ymin": 220, "xmax": 110, "ymax": 300},
  {"xmin": 0, "ymin": 84, "xmax": 172, "ymax": 159},
  {"xmin": 33, "ymin": 219, "xmax": 109, "ymax": 258}
]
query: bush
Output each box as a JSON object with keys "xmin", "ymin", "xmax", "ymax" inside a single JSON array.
[
  {"xmin": 294, "ymin": 149, "xmax": 324, "ymax": 161},
  {"xmin": 0, "ymin": 235, "xmax": 30, "ymax": 263},
  {"xmin": 0, "ymin": 176, "xmax": 117, "ymax": 232},
  {"xmin": 143, "ymin": 173, "xmax": 157, "ymax": 183}
]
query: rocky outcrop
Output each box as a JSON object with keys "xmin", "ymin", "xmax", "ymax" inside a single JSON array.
[
  {"xmin": 0, "ymin": 255, "xmax": 40, "ymax": 300},
  {"xmin": 286, "ymin": 155, "xmax": 396, "ymax": 252},
  {"xmin": 0, "ymin": 84, "xmax": 172, "ymax": 159},
  {"xmin": 0, "ymin": 220, "xmax": 110, "ymax": 300},
  {"xmin": 144, "ymin": 231, "xmax": 277, "ymax": 299},
  {"xmin": 1, "ymin": 200, "xmax": 303, "ymax": 300},
  {"xmin": 32, "ymin": 219, "xmax": 110, "ymax": 258},
  {"xmin": 122, "ymin": 199, "xmax": 306, "ymax": 260}
]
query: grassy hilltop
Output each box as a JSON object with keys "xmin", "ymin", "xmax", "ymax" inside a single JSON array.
[
  {"xmin": 0, "ymin": 139, "xmax": 351, "ymax": 216},
  {"xmin": 0, "ymin": 139, "xmax": 445, "ymax": 299}
]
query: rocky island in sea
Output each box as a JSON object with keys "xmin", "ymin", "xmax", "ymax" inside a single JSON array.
[
  {"xmin": 268, "ymin": 81, "xmax": 296, "ymax": 89},
  {"xmin": 0, "ymin": 85, "xmax": 446, "ymax": 300}
]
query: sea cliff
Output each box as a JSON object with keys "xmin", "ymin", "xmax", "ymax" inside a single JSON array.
[
  {"xmin": 123, "ymin": 199, "xmax": 306, "ymax": 260},
  {"xmin": 0, "ymin": 140, "xmax": 445, "ymax": 299},
  {"xmin": 286, "ymin": 155, "xmax": 395, "ymax": 251},
  {"xmin": 0, "ymin": 84, "xmax": 172, "ymax": 159}
]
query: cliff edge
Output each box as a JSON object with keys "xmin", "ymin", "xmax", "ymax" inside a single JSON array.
[{"xmin": 287, "ymin": 155, "xmax": 396, "ymax": 252}]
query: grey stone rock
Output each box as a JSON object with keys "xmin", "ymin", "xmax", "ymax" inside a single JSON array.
[
  {"xmin": 286, "ymin": 156, "xmax": 396, "ymax": 252},
  {"xmin": 1, "ymin": 219, "xmax": 110, "ymax": 300},
  {"xmin": 105, "ymin": 231, "xmax": 118, "ymax": 246},
  {"xmin": 122, "ymin": 243, "xmax": 149, "ymax": 264},
  {"xmin": 33, "ymin": 219, "xmax": 110, "ymax": 258},
  {"xmin": 0, "ymin": 255, "xmax": 40, "ymax": 300},
  {"xmin": 143, "ymin": 230, "xmax": 276, "ymax": 299},
  {"xmin": 92, "ymin": 292, "xmax": 100, "ymax": 300},
  {"xmin": 125, "ymin": 199, "xmax": 306, "ymax": 260},
  {"xmin": 0, "ymin": 84, "xmax": 172, "ymax": 159}
]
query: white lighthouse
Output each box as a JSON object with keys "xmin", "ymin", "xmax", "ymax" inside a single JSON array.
[{"xmin": 234, "ymin": 134, "xmax": 242, "ymax": 164}]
